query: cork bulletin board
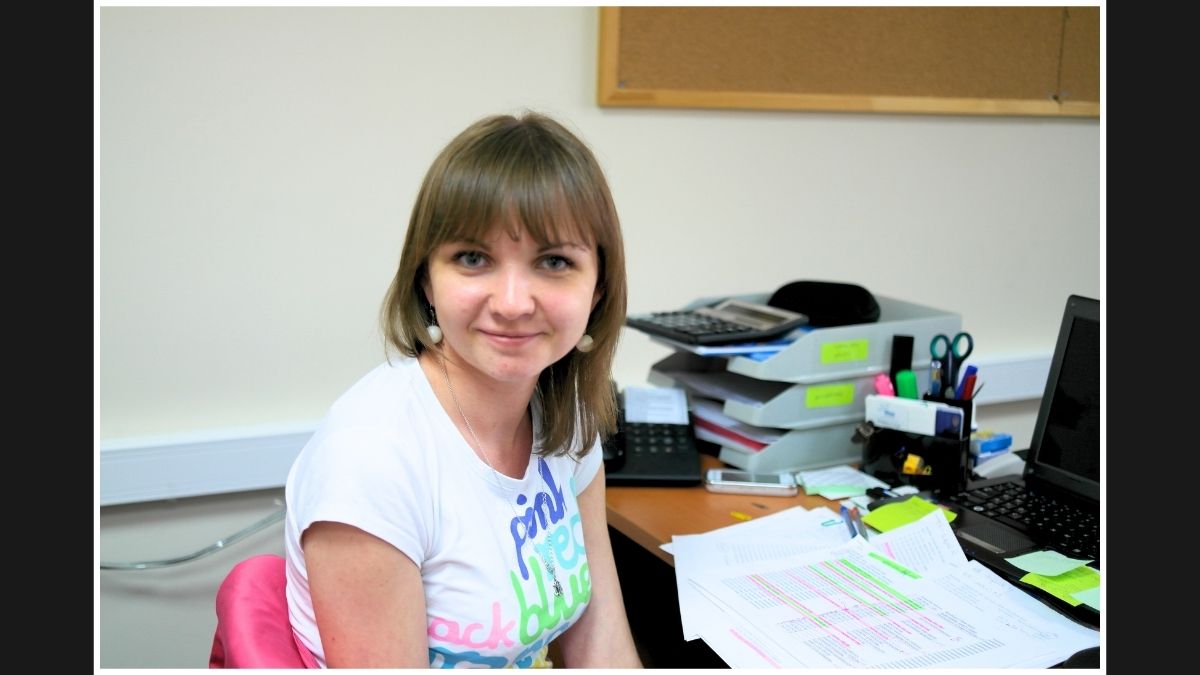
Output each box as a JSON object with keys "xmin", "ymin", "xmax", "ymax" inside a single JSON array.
[{"xmin": 597, "ymin": 7, "xmax": 1100, "ymax": 117}]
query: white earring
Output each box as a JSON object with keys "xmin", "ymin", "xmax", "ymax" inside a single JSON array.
[
  {"xmin": 576, "ymin": 334, "xmax": 594, "ymax": 353},
  {"xmin": 427, "ymin": 306, "xmax": 443, "ymax": 345}
]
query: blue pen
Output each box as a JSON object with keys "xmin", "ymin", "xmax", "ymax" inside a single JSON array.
[
  {"xmin": 850, "ymin": 506, "xmax": 870, "ymax": 541},
  {"xmin": 839, "ymin": 505, "xmax": 857, "ymax": 537},
  {"xmin": 955, "ymin": 365, "xmax": 978, "ymax": 399}
]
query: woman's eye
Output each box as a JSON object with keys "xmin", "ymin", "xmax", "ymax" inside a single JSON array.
[
  {"xmin": 541, "ymin": 255, "xmax": 573, "ymax": 271},
  {"xmin": 455, "ymin": 251, "xmax": 487, "ymax": 268}
]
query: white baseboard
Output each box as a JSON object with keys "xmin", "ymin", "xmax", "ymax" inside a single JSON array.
[{"xmin": 99, "ymin": 353, "xmax": 1050, "ymax": 506}]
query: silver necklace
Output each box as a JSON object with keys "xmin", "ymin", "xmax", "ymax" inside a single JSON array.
[{"xmin": 437, "ymin": 353, "xmax": 564, "ymax": 598}]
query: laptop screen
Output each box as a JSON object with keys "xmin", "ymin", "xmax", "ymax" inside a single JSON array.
[{"xmin": 1026, "ymin": 295, "xmax": 1100, "ymax": 501}]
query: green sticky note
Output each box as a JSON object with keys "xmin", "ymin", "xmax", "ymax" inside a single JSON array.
[
  {"xmin": 1072, "ymin": 587, "xmax": 1101, "ymax": 611},
  {"xmin": 820, "ymin": 339, "xmax": 869, "ymax": 364},
  {"xmin": 1020, "ymin": 566, "xmax": 1101, "ymax": 607},
  {"xmin": 861, "ymin": 496, "xmax": 955, "ymax": 533},
  {"xmin": 813, "ymin": 485, "xmax": 866, "ymax": 499},
  {"xmin": 1006, "ymin": 550, "xmax": 1093, "ymax": 577},
  {"xmin": 806, "ymin": 383, "xmax": 855, "ymax": 408}
]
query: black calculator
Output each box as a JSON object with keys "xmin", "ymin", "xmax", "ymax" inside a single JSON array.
[{"xmin": 625, "ymin": 298, "xmax": 808, "ymax": 345}]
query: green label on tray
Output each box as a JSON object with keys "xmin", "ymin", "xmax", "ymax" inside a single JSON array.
[
  {"xmin": 820, "ymin": 339, "xmax": 869, "ymax": 364},
  {"xmin": 806, "ymin": 383, "xmax": 855, "ymax": 408}
]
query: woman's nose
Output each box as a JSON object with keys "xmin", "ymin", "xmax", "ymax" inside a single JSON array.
[{"xmin": 489, "ymin": 266, "xmax": 536, "ymax": 318}]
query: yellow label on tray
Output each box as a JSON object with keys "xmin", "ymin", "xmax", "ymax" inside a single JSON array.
[
  {"xmin": 820, "ymin": 339, "xmax": 868, "ymax": 364},
  {"xmin": 806, "ymin": 383, "xmax": 855, "ymax": 408}
]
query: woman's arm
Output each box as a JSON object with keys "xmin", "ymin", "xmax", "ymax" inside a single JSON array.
[
  {"xmin": 303, "ymin": 521, "xmax": 430, "ymax": 667},
  {"xmin": 556, "ymin": 465, "xmax": 643, "ymax": 667}
]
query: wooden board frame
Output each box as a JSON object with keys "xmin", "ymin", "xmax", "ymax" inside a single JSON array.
[{"xmin": 597, "ymin": 7, "xmax": 1100, "ymax": 118}]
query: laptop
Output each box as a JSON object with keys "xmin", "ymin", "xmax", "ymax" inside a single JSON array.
[{"xmin": 945, "ymin": 294, "xmax": 1100, "ymax": 627}]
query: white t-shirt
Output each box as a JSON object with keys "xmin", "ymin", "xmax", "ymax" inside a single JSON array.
[{"xmin": 284, "ymin": 356, "xmax": 602, "ymax": 668}]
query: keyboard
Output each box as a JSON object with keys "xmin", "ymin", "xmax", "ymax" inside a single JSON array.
[{"xmin": 947, "ymin": 482, "xmax": 1099, "ymax": 561}]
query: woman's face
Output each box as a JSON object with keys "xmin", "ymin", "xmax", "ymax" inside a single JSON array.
[{"xmin": 423, "ymin": 223, "xmax": 601, "ymax": 388}]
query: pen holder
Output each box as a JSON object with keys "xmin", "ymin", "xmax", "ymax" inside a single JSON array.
[
  {"xmin": 857, "ymin": 397, "xmax": 973, "ymax": 496},
  {"xmin": 859, "ymin": 429, "xmax": 970, "ymax": 495},
  {"xmin": 921, "ymin": 391, "xmax": 969, "ymax": 439},
  {"xmin": 922, "ymin": 392, "xmax": 975, "ymax": 436}
]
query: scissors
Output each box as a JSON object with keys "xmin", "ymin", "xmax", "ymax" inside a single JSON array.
[{"xmin": 929, "ymin": 332, "xmax": 974, "ymax": 394}]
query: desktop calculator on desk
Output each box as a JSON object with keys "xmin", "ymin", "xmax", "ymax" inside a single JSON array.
[{"xmin": 625, "ymin": 299, "xmax": 808, "ymax": 346}]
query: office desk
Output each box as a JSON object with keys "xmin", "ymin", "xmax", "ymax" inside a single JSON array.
[
  {"xmin": 605, "ymin": 454, "xmax": 840, "ymax": 565},
  {"xmin": 603, "ymin": 454, "xmax": 844, "ymax": 667},
  {"xmin": 602, "ymin": 455, "xmax": 1100, "ymax": 669}
]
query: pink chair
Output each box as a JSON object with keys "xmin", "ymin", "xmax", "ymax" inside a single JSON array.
[{"xmin": 209, "ymin": 554, "xmax": 318, "ymax": 668}]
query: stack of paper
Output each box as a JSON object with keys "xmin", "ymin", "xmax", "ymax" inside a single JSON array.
[
  {"xmin": 648, "ymin": 328, "xmax": 807, "ymax": 359},
  {"xmin": 690, "ymin": 397, "xmax": 783, "ymax": 453},
  {"xmin": 670, "ymin": 506, "xmax": 1100, "ymax": 668},
  {"xmin": 794, "ymin": 464, "xmax": 890, "ymax": 500},
  {"xmin": 654, "ymin": 366, "xmax": 790, "ymax": 409}
]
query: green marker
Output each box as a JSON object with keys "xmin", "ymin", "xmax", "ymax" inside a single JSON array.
[{"xmin": 895, "ymin": 369, "xmax": 919, "ymax": 399}]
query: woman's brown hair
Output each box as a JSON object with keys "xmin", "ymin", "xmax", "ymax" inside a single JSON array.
[{"xmin": 381, "ymin": 112, "xmax": 626, "ymax": 457}]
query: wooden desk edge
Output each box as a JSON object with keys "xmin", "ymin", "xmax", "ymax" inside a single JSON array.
[
  {"xmin": 605, "ymin": 456, "xmax": 840, "ymax": 567},
  {"xmin": 605, "ymin": 504, "xmax": 676, "ymax": 565}
]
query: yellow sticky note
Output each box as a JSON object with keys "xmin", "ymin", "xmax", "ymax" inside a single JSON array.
[
  {"xmin": 806, "ymin": 383, "xmax": 855, "ymax": 408},
  {"xmin": 861, "ymin": 496, "xmax": 955, "ymax": 533},
  {"xmin": 730, "ymin": 511, "xmax": 752, "ymax": 521},
  {"xmin": 820, "ymin": 339, "xmax": 869, "ymax": 364},
  {"xmin": 1020, "ymin": 566, "xmax": 1101, "ymax": 607}
]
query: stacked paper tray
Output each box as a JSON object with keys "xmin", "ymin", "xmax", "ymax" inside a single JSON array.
[
  {"xmin": 685, "ymin": 396, "xmax": 860, "ymax": 472},
  {"xmin": 716, "ymin": 421, "xmax": 863, "ymax": 473},
  {"xmin": 644, "ymin": 292, "xmax": 961, "ymax": 473},
  {"xmin": 651, "ymin": 351, "xmax": 932, "ymax": 429},
  {"xmin": 681, "ymin": 293, "xmax": 961, "ymax": 384},
  {"xmin": 650, "ymin": 366, "xmax": 863, "ymax": 472}
]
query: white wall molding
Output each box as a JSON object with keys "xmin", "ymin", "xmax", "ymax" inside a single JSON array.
[
  {"xmin": 100, "ymin": 423, "xmax": 316, "ymax": 506},
  {"xmin": 965, "ymin": 353, "xmax": 1052, "ymax": 405},
  {"xmin": 99, "ymin": 353, "xmax": 1050, "ymax": 506}
]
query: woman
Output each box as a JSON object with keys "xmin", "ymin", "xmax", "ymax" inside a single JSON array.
[{"xmin": 284, "ymin": 112, "xmax": 641, "ymax": 668}]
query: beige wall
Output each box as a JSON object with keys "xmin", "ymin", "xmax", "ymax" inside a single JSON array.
[{"xmin": 97, "ymin": 7, "xmax": 1100, "ymax": 667}]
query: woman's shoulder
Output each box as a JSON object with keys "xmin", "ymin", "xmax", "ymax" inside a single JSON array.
[
  {"xmin": 294, "ymin": 357, "xmax": 441, "ymax": 475},
  {"xmin": 297, "ymin": 357, "xmax": 436, "ymax": 454},
  {"xmin": 327, "ymin": 356, "xmax": 431, "ymax": 422}
]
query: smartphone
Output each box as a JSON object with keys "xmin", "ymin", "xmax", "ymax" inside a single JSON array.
[{"xmin": 704, "ymin": 469, "xmax": 798, "ymax": 497}]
